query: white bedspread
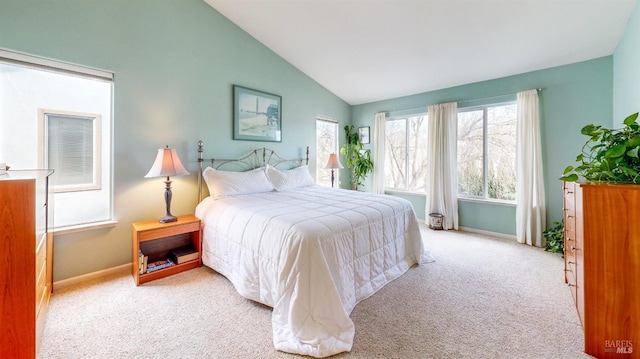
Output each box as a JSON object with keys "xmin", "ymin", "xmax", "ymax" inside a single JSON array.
[{"xmin": 195, "ymin": 185, "xmax": 433, "ymax": 357}]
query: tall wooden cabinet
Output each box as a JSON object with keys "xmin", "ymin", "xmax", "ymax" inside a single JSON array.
[
  {"xmin": 0, "ymin": 170, "xmax": 54, "ymax": 359},
  {"xmin": 563, "ymin": 182, "xmax": 639, "ymax": 358}
]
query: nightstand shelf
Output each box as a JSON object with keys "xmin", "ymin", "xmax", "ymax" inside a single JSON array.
[{"xmin": 132, "ymin": 214, "xmax": 201, "ymax": 286}]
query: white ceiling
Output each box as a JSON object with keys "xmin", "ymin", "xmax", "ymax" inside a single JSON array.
[{"xmin": 205, "ymin": 0, "xmax": 637, "ymax": 105}]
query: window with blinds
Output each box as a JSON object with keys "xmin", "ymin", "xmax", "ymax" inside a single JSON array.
[
  {"xmin": 1, "ymin": 49, "xmax": 113, "ymax": 229},
  {"xmin": 41, "ymin": 111, "xmax": 101, "ymax": 192}
]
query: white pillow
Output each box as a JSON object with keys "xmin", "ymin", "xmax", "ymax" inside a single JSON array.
[
  {"xmin": 265, "ymin": 165, "xmax": 314, "ymax": 191},
  {"xmin": 202, "ymin": 166, "xmax": 274, "ymax": 199}
]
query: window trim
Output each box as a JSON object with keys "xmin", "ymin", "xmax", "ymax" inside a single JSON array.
[{"xmin": 0, "ymin": 48, "xmax": 113, "ymax": 81}]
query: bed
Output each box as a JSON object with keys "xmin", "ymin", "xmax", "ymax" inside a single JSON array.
[{"xmin": 195, "ymin": 142, "xmax": 434, "ymax": 358}]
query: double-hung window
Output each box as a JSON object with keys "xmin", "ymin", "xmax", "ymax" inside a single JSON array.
[
  {"xmin": 457, "ymin": 103, "xmax": 517, "ymax": 201},
  {"xmin": 384, "ymin": 113, "xmax": 428, "ymax": 192}
]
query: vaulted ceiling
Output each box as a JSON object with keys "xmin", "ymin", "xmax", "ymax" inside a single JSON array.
[{"xmin": 205, "ymin": 0, "xmax": 637, "ymax": 105}]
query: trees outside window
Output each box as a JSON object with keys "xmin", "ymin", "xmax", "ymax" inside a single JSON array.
[
  {"xmin": 383, "ymin": 103, "xmax": 516, "ymax": 202},
  {"xmin": 384, "ymin": 114, "xmax": 428, "ymax": 192},
  {"xmin": 316, "ymin": 118, "xmax": 339, "ymax": 187},
  {"xmin": 457, "ymin": 104, "xmax": 517, "ymax": 201}
]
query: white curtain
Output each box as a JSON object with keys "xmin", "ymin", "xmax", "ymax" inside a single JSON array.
[
  {"xmin": 373, "ymin": 112, "xmax": 386, "ymax": 194},
  {"xmin": 426, "ymin": 102, "xmax": 458, "ymax": 230},
  {"xmin": 516, "ymin": 89, "xmax": 546, "ymax": 246}
]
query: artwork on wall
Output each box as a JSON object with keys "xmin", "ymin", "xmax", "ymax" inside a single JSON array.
[
  {"xmin": 233, "ymin": 85, "xmax": 282, "ymax": 142},
  {"xmin": 358, "ymin": 126, "xmax": 370, "ymax": 144}
]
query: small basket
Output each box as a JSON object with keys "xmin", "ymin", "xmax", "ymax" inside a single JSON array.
[{"xmin": 428, "ymin": 213, "xmax": 444, "ymax": 230}]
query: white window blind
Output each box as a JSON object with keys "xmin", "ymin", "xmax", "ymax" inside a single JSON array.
[{"xmin": 44, "ymin": 112, "xmax": 100, "ymax": 191}]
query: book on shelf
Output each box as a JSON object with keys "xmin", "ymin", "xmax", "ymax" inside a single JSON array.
[
  {"xmin": 138, "ymin": 250, "xmax": 148, "ymax": 274},
  {"xmin": 169, "ymin": 245, "xmax": 199, "ymax": 264},
  {"xmin": 146, "ymin": 258, "xmax": 174, "ymax": 273}
]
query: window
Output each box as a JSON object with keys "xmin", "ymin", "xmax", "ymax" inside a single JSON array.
[
  {"xmin": 384, "ymin": 114, "xmax": 428, "ymax": 191},
  {"xmin": 457, "ymin": 103, "xmax": 517, "ymax": 201},
  {"xmin": 316, "ymin": 118, "xmax": 339, "ymax": 187},
  {"xmin": 0, "ymin": 49, "xmax": 113, "ymax": 229},
  {"xmin": 40, "ymin": 110, "xmax": 101, "ymax": 192}
]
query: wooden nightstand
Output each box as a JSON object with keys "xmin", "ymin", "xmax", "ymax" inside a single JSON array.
[{"xmin": 132, "ymin": 214, "xmax": 202, "ymax": 285}]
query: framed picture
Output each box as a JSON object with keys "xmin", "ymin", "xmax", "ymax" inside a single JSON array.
[
  {"xmin": 358, "ymin": 126, "xmax": 370, "ymax": 144},
  {"xmin": 233, "ymin": 85, "xmax": 282, "ymax": 142}
]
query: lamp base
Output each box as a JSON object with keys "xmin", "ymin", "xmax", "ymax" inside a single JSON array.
[{"xmin": 159, "ymin": 214, "xmax": 178, "ymax": 223}]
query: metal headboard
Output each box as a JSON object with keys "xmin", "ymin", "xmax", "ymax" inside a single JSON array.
[{"xmin": 197, "ymin": 140, "xmax": 310, "ymax": 202}]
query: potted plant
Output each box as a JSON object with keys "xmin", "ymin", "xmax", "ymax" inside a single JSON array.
[
  {"xmin": 340, "ymin": 125, "xmax": 374, "ymax": 190},
  {"xmin": 560, "ymin": 112, "xmax": 640, "ymax": 183},
  {"xmin": 543, "ymin": 220, "xmax": 564, "ymax": 256}
]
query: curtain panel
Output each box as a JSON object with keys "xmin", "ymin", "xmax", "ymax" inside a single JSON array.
[
  {"xmin": 373, "ymin": 112, "xmax": 386, "ymax": 194},
  {"xmin": 515, "ymin": 89, "xmax": 546, "ymax": 246},
  {"xmin": 426, "ymin": 102, "xmax": 458, "ymax": 230}
]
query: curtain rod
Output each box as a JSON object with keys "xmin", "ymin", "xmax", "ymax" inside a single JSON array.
[
  {"xmin": 379, "ymin": 88, "xmax": 543, "ymax": 114},
  {"xmin": 457, "ymin": 88, "xmax": 543, "ymax": 104}
]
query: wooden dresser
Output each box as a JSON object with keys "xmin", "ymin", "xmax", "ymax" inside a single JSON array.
[
  {"xmin": 563, "ymin": 182, "xmax": 639, "ymax": 358},
  {"xmin": 0, "ymin": 170, "xmax": 54, "ymax": 359}
]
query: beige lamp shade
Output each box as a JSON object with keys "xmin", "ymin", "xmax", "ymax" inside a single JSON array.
[
  {"xmin": 145, "ymin": 146, "xmax": 189, "ymax": 178},
  {"xmin": 324, "ymin": 153, "xmax": 344, "ymax": 169}
]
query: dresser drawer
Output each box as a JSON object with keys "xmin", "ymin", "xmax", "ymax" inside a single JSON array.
[
  {"xmin": 35, "ymin": 234, "xmax": 47, "ymax": 308},
  {"xmin": 565, "ymin": 257, "xmax": 578, "ymax": 305},
  {"xmin": 35, "ymin": 253, "xmax": 47, "ymax": 316},
  {"xmin": 35, "ymin": 202, "xmax": 47, "ymax": 246}
]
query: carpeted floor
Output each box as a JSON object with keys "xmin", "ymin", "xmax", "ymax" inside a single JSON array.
[{"xmin": 39, "ymin": 226, "xmax": 592, "ymax": 359}]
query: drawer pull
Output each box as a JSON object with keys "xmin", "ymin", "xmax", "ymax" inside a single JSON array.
[
  {"xmin": 568, "ymin": 283, "xmax": 577, "ymax": 287},
  {"xmin": 566, "ymin": 215, "xmax": 574, "ymax": 218},
  {"xmin": 570, "ymin": 246, "xmax": 578, "ymax": 251},
  {"xmin": 566, "ymin": 237, "xmax": 572, "ymax": 241},
  {"xmin": 568, "ymin": 261, "xmax": 575, "ymax": 265},
  {"xmin": 566, "ymin": 190, "xmax": 574, "ymax": 194}
]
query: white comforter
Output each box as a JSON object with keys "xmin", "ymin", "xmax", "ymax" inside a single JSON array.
[{"xmin": 195, "ymin": 185, "xmax": 433, "ymax": 357}]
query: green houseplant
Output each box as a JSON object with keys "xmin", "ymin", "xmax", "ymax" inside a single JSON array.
[
  {"xmin": 560, "ymin": 112, "xmax": 640, "ymax": 183},
  {"xmin": 340, "ymin": 125, "xmax": 374, "ymax": 190},
  {"xmin": 543, "ymin": 220, "xmax": 564, "ymax": 255}
]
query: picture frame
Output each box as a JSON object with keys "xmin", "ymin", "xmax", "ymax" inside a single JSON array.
[
  {"xmin": 358, "ymin": 126, "xmax": 370, "ymax": 144},
  {"xmin": 233, "ymin": 85, "xmax": 282, "ymax": 142}
]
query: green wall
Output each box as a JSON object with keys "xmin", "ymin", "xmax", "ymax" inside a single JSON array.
[
  {"xmin": 352, "ymin": 57, "xmax": 614, "ymax": 236},
  {"xmin": 0, "ymin": 0, "xmax": 350, "ymax": 281},
  {"xmin": 1, "ymin": 0, "xmax": 636, "ymax": 280},
  {"xmin": 614, "ymin": 0, "xmax": 640, "ymax": 123}
]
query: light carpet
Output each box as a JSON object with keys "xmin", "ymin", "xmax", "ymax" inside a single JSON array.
[{"xmin": 39, "ymin": 226, "xmax": 591, "ymax": 359}]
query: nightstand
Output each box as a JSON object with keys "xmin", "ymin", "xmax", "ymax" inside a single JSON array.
[{"xmin": 132, "ymin": 214, "xmax": 202, "ymax": 286}]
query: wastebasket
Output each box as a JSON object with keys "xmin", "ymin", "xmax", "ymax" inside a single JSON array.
[{"xmin": 428, "ymin": 213, "xmax": 444, "ymax": 230}]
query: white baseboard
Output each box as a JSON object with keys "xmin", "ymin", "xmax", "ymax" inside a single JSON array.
[
  {"xmin": 53, "ymin": 263, "xmax": 131, "ymax": 291},
  {"xmin": 458, "ymin": 226, "xmax": 517, "ymax": 241},
  {"xmin": 420, "ymin": 219, "xmax": 516, "ymax": 241}
]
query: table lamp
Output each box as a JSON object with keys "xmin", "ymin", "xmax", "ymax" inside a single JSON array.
[
  {"xmin": 145, "ymin": 145, "xmax": 190, "ymax": 223},
  {"xmin": 324, "ymin": 153, "xmax": 343, "ymax": 188}
]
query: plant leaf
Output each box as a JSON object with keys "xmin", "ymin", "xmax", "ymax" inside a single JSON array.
[
  {"xmin": 621, "ymin": 166, "xmax": 639, "ymax": 177},
  {"xmin": 627, "ymin": 147, "xmax": 640, "ymax": 158},
  {"xmin": 604, "ymin": 144, "xmax": 627, "ymax": 158},
  {"xmin": 580, "ymin": 124, "xmax": 597, "ymax": 136},
  {"xmin": 562, "ymin": 165, "xmax": 574, "ymax": 174},
  {"xmin": 623, "ymin": 112, "xmax": 639, "ymax": 126},
  {"xmin": 628, "ymin": 136, "xmax": 640, "ymax": 147},
  {"xmin": 559, "ymin": 173, "xmax": 579, "ymax": 182}
]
